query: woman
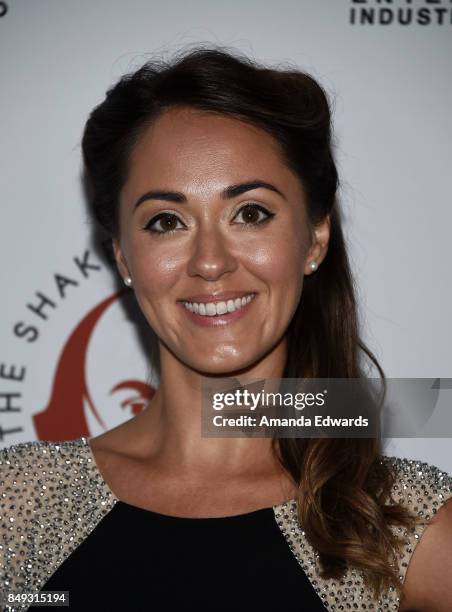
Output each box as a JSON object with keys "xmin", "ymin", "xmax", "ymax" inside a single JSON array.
[{"xmin": 1, "ymin": 45, "xmax": 451, "ymax": 611}]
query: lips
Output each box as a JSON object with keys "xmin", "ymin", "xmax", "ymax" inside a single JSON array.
[
  {"xmin": 177, "ymin": 293, "xmax": 257, "ymax": 327},
  {"xmin": 178, "ymin": 291, "xmax": 257, "ymax": 304}
]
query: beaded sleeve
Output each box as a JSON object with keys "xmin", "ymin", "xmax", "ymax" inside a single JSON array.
[
  {"xmin": 0, "ymin": 438, "xmax": 117, "ymax": 612},
  {"xmin": 1, "ymin": 440, "xmax": 452, "ymax": 612},
  {"xmin": 273, "ymin": 454, "xmax": 452, "ymax": 611}
]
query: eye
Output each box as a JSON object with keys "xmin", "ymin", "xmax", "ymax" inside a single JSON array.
[
  {"xmin": 142, "ymin": 204, "xmax": 275, "ymax": 237},
  {"xmin": 143, "ymin": 212, "xmax": 185, "ymax": 236},
  {"xmin": 233, "ymin": 203, "xmax": 275, "ymax": 226}
]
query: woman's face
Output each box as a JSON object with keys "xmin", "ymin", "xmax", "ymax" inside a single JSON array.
[{"xmin": 114, "ymin": 106, "xmax": 327, "ymax": 376}]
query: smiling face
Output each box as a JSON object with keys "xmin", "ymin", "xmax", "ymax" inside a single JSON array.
[{"xmin": 113, "ymin": 106, "xmax": 329, "ymax": 377}]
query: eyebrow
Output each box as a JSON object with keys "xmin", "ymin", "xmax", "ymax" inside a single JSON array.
[{"xmin": 133, "ymin": 179, "xmax": 286, "ymax": 210}]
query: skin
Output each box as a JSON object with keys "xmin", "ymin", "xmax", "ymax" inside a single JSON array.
[
  {"xmin": 398, "ymin": 496, "xmax": 452, "ymax": 611},
  {"xmin": 89, "ymin": 106, "xmax": 452, "ymax": 610},
  {"xmin": 90, "ymin": 105, "xmax": 329, "ymax": 517}
]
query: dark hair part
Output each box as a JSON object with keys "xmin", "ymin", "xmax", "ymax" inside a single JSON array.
[{"xmin": 81, "ymin": 44, "xmax": 421, "ymax": 599}]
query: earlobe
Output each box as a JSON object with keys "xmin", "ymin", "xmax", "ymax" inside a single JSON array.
[{"xmin": 304, "ymin": 215, "xmax": 330, "ymax": 275}]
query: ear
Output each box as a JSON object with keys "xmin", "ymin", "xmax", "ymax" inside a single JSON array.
[
  {"xmin": 111, "ymin": 237, "xmax": 130, "ymax": 282},
  {"xmin": 304, "ymin": 215, "xmax": 330, "ymax": 275}
]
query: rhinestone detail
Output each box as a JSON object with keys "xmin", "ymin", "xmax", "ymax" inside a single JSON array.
[
  {"xmin": 0, "ymin": 437, "xmax": 117, "ymax": 611},
  {"xmin": 1, "ymin": 439, "xmax": 451, "ymax": 611},
  {"xmin": 272, "ymin": 456, "xmax": 452, "ymax": 611}
]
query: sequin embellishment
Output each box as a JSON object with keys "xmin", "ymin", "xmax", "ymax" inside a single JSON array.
[
  {"xmin": 1, "ymin": 438, "xmax": 452, "ymax": 611},
  {"xmin": 0, "ymin": 437, "xmax": 117, "ymax": 611},
  {"xmin": 272, "ymin": 456, "xmax": 452, "ymax": 611}
]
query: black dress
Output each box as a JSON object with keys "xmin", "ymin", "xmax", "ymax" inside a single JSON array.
[
  {"xmin": 33, "ymin": 500, "xmax": 327, "ymax": 610},
  {"xmin": 3, "ymin": 437, "xmax": 452, "ymax": 609}
]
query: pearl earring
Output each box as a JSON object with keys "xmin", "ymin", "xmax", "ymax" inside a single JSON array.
[
  {"xmin": 124, "ymin": 276, "xmax": 132, "ymax": 287},
  {"xmin": 309, "ymin": 261, "xmax": 318, "ymax": 272}
]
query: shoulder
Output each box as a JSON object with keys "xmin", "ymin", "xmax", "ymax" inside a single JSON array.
[
  {"xmin": 0, "ymin": 437, "xmax": 89, "ymax": 484},
  {"xmin": 381, "ymin": 453, "xmax": 452, "ymax": 513},
  {"xmin": 0, "ymin": 436, "xmax": 110, "ymax": 506},
  {"xmin": 381, "ymin": 454, "xmax": 452, "ymax": 611},
  {"xmin": 0, "ymin": 437, "xmax": 114, "ymax": 595}
]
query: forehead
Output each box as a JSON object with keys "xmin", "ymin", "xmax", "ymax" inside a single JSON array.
[{"xmin": 122, "ymin": 106, "xmax": 300, "ymax": 202}]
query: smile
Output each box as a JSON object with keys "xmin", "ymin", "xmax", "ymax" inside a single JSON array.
[
  {"xmin": 177, "ymin": 293, "xmax": 257, "ymax": 327},
  {"xmin": 182, "ymin": 293, "xmax": 255, "ymax": 316}
]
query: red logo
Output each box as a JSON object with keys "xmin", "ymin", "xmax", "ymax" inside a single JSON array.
[{"xmin": 33, "ymin": 290, "xmax": 155, "ymax": 440}]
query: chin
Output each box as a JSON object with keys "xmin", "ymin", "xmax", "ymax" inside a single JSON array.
[{"xmin": 188, "ymin": 354, "xmax": 263, "ymax": 379}]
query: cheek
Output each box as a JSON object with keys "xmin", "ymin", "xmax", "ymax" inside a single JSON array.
[
  {"xmin": 244, "ymin": 228, "xmax": 306, "ymax": 287},
  {"xmin": 130, "ymin": 242, "xmax": 185, "ymax": 302},
  {"xmin": 127, "ymin": 220, "xmax": 308, "ymax": 303}
]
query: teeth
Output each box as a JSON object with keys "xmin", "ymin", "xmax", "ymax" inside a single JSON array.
[{"xmin": 182, "ymin": 293, "xmax": 255, "ymax": 316}]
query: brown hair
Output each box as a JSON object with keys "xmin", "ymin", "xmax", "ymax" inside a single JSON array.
[{"xmin": 81, "ymin": 43, "xmax": 421, "ymax": 599}]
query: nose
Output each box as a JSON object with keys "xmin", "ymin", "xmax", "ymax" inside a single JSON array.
[{"xmin": 186, "ymin": 223, "xmax": 238, "ymax": 280}]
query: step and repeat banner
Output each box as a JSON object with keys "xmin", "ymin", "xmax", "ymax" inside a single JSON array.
[{"xmin": 1, "ymin": 0, "xmax": 451, "ymax": 468}]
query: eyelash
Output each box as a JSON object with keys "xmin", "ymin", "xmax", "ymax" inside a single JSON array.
[{"xmin": 142, "ymin": 203, "xmax": 276, "ymax": 237}]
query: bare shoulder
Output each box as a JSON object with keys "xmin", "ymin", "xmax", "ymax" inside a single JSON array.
[
  {"xmin": 382, "ymin": 455, "xmax": 452, "ymax": 612},
  {"xmin": 400, "ymin": 496, "xmax": 452, "ymax": 611}
]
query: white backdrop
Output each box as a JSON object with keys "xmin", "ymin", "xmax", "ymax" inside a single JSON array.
[{"xmin": 1, "ymin": 0, "xmax": 451, "ymax": 469}]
